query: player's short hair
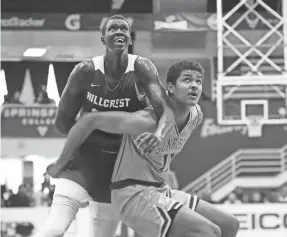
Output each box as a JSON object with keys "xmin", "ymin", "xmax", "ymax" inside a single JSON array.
[
  {"xmin": 101, "ymin": 15, "xmax": 131, "ymax": 35},
  {"xmin": 166, "ymin": 60, "xmax": 204, "ymax": 85}
]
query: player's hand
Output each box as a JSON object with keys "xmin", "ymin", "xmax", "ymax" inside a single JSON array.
[
  {"xmin": 46, "ymin": 162, "xmax": 63, "ymax": 178},
  {"xmin": 135, "ymin": 132, "xmax": 163, "ymax": 154}
]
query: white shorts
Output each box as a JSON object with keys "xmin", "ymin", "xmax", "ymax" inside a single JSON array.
[{"xmin": 112, "ymin": 185, "xmax": 199, "ymax": 237}]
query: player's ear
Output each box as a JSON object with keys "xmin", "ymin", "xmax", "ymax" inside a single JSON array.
[
  {"xmin": 129, "ymin": 35, "xmax": 132, "ymax": 45},
  {"xmin": 167, "ymin": 82, "xmax": 175, "ymax": 96},
  {"xmin": 101, "ymin": 37, "xmax": 106, "ymax": 45}
]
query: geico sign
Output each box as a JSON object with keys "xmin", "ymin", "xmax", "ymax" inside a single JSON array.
[{"xmin": 234, "ymin": 212, "xmax": 287, "ymax": 230}]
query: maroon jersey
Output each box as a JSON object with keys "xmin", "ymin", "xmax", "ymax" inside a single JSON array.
[{"xmin": 60, "ymin": 54, "xmax": 147, "ymax": 202}]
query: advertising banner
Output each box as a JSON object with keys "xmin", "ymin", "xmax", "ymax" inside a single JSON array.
[
  {"xmin": 1, "ymin": 13, "xmax": 153, "ymax": 31},
  {"xmin": 1, "ymin": 105, "xmax": 63, "ymax": 138},
  {"xmin": 1, "ymin": 204, "xmax": 286, "ymax": 237},
  {"xmin": 2, "ymin": 12, "xmax": 279, "ymax": 32},
  {"xmin": 153, "ymin": 13, "xmax": 216, "ymax": 32},
  {"xmin": 219, "ymin": 204, "xmax": 287, "ymax": 237},
  {"xmin": 153, "ymin": 12, "xmax": 281, "ymax": 32}
]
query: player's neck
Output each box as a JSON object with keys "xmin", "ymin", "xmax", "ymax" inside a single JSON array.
[
  {"xmin": 171, "ymin": 99, "xmax": 191, "ymax": 126},
  {"xmin": 104, "ymin": 50, "xmax": 129, "ymax": 73}
]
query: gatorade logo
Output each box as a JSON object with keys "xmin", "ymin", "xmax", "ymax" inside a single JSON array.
[
  {"xmin": 65, "ymin": 14, "xmax": 81, "ymax": 30},
  {"xmin": 111, "ymin": 0, "xmax": 126, "ymax": 10}
]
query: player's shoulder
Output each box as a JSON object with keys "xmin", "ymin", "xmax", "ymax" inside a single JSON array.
[
  {"xmin": 74, "ymin": 60, "xmax": 95, "ymax": 74},
  {"xmin": 65, "ymin": 60, "xmax": 94, "ymax": 87},
  {"xmin": 194, "ymin": 104, "xmax": 203, "ymax": 125},
  {"xmin": 135, "ymin": 56, "xmax": 154, "ymax": 67},
  {"xmin": 134, "ymin": 56, "xmax": 158, "ymax": 81}
]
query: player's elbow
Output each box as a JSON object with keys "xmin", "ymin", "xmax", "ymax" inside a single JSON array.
[
  {"xmin": 54, "ymin": 113, "xmax": 73, "ymax": 135},
  {"xmin": 54, "ymin": 119, "xmax": 69, "ymax": 135}
]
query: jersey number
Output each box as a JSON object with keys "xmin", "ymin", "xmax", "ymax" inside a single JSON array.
[{"xmin": 159, "ymin": 153, "xmax": 176, "ymax": 172}]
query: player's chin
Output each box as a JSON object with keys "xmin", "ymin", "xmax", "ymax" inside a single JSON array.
[
  {"xmin": 112, "ymin": 43, "xmax": 128, "ymax": 50},
  {"xmin": 185, "ymin": 97, "xmax": 198, "ymax": 106},
  {"xmin": 112, "ymin": 47, "xmax": 128, "ymax": 54}
]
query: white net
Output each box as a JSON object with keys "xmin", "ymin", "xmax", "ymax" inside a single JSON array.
[{"xmin": 246, "ymin": 116, "xmax": 263, "ymax": 137}]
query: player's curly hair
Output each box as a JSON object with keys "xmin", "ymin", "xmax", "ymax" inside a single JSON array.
[
  {"xmin": 101, "ymin": 15, "xmax": 131, "ymax": 35},
  {"xmin": 166, "ymin": 60, "xmax": 204, "ymax": 85}
]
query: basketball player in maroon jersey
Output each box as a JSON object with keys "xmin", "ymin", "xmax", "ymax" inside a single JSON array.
[
  {"xmin": 36, "ymin": 15, "xmax": 175, "ymax": 237},
  {"xmin": 47, "ymin": 60, "xmax": 239, "ymax": 237}
]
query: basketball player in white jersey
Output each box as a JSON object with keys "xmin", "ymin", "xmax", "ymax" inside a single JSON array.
[
  {"xmin": 36, "ymin": 15, "xmax": 175, "ymax": 237},
  {"xmin": 52, "ymin": 60, "xmax": 239, "ymax": 237}
]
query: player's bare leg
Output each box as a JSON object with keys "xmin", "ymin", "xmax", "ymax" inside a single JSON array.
[
  {"xmin": 89, "ymin": 201, "xmax": 120, "ymax": 237},
  {"xmin": 170, "ymin": 189, "xmax": 239, "ymax": 237},
  {"xmin": 168, "ymin": 206, "xmax": 222, "ymax": 237},
  {"xmin": 196, "ymin": 200, "xmax": 239, "ymax": 237}
]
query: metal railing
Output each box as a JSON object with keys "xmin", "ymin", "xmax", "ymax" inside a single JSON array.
[{"xmin": 182, "ymin": 145, "xmax": 287, "ymax": 195}]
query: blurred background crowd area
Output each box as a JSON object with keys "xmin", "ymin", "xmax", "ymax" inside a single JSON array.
[
  {"xmin": 1, "ymin": 173, "xmax": 55, "ymax": 208},
  {"xmin": 3, "ymin": 85, "xmax": 55, "ymax": 105},
  {"xmin": 1, "ymin": 165, "xmax": 287, "ymax": 208}
]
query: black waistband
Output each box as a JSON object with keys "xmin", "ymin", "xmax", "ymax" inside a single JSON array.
[{"xmin": 110, "ymin": 179, "xmax": 165, "ymax": 190}]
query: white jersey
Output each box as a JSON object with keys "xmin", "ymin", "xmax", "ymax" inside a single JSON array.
[{"xmin": 111, "ymin": 104, "xmax": 203, "ymax": 188}]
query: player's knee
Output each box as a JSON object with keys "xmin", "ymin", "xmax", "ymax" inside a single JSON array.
[
  {"xmin": 184, "ymin": 221, "xmax": 221, "ymax": 237},
  {"xmin": 212, "ymin": 224, "xmax": 222, "ymax": 237},
  {"xmin": 199, "ymin": 223, "xmax": 221, "ymax": 237},
  {"xmin": 216, "ymin": 213, "xmax": 239, "ymax": 237},
  {"xmin": 205, "ymin": 223, "xmax": 222, "ymax": 237},
  {"xmin": 224, "ymin": 215, "xmax": 240, "ymax": 237},
  {"xmin": 47, "ymin": 229, "xmax": 66, "ymax": 237},
  {"xmin": 44, "ymin": 225, "xmax": 68, "ymax": 237},
  {"xmin": 33, "ymin": 227, "xmax": 66, "ymax": 237}
]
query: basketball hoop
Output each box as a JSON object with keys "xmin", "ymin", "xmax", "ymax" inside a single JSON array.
[{"xmin": 246, "ymin": 116, "xmax": 263, "ymax": 137}]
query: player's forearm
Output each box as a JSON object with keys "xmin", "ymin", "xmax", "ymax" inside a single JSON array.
[
  {"xmin": 88, "ymin": 112, "xmax": 137, "ymax": 135},
  {"xmin": 134, "ymin": 57, "xmax": 176, "ymax": 138},
  {"xmin": 56, "ymin": 110, "xmax": 148, "ymax": 167},
  {"xmin": 85, "ymin": 111, "xmax": 148, "ymax": 136},
  {"xmin": 154, "ymin": 105, "xmax": 175, "ymax": 138},
  {"xmin": 145, "ymin": 83, "xmax": 176, "ymax": 138},
  {"xmin": 55, "ymin": 116, "xmax": 94, "ymax": 168}
]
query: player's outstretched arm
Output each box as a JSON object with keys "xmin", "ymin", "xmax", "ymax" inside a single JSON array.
[
  {"xmin": 134, "ymin": 57, "xmax": 175, "ymax": 152},
  {"xmin": 47, "ymin": 110, "xmax": 157, "ymax": 177},
  {"xmin": 54, "ymin": 61, "xmax": 92, "ymax": 135}
]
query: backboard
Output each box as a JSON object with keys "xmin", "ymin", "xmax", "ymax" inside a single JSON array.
[{"xmin": 217, "ymin": 76, "xmax": 287, "ymax": 137}]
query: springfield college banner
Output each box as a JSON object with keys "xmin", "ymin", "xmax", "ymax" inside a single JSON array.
[{"xmin": 1, "ymin": 105, "xmax": 64, "ymax": 138}]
